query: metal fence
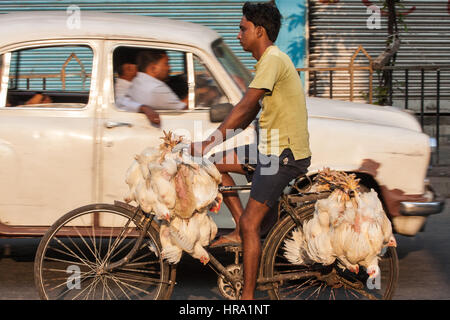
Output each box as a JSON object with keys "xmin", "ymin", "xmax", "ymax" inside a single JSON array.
[
  {"xmin": 382, "ymin": 64, "xmax": 450, "ymax": 165},
  {"xmin": 297, "ymin": 46, "xmax": 450, "ymax": 165}
]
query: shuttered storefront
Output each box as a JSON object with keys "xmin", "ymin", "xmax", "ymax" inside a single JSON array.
[
  {"xmin": 308, "ymin": 0, "xmax": 450, "ymax": 109},
  {"xmin": 0, "ymin": 0, "xmax": 260, "ymax": 69}
]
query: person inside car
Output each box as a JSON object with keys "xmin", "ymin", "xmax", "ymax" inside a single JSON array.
[
  {"xmin": 1, "ymin": 54, "xmax": 53, "ymax": 106},
  {"xmin": 114, "ymin": 61, "xmax": 138, "ymax": 101},
  {"xmin": 128, "ymin": 49, "xmax": 187, "ymax": 109},
  {"xmin": 116, "ymin": 49, "xmax": 187, "ymax": 125},
  {"xmin": 24, "ymin": 93, "xmax": 53, "ymax": 105}
]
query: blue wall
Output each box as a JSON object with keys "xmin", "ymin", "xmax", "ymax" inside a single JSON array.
[{"xmin": 275, "ymin": 0, "xmax": 307, "ymax": 82}]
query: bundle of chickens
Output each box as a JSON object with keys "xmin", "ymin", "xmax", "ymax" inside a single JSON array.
[
  {"xmin": 283, "ymin": 168, "xmax": 397, "ymax": 279},
  {"xmin": 124, "ymin": 131, "xmax": 222, "ymax": 265}
]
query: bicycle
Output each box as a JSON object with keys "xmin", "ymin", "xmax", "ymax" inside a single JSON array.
[{"xmin": 33, "ymin": 178, "xmax": 399, "ymax": 300}]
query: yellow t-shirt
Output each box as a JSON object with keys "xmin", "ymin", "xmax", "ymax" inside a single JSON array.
[{"xmin": 249, "ymin": 45, "xmax": 311, "ymax": 160}]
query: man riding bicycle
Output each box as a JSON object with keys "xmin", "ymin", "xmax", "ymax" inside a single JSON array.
[{"xmin": 191, "ymin": 1, "xmax": 311, "ymax": 300}]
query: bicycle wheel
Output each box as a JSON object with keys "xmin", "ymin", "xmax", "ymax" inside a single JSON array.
[
  {"xmin": 261, "ymin": 202, "xmax": 399, "ymax": 300},
  {"xmin": 34, "ymin": 203, "xmax": 176, "ymax": 300}
]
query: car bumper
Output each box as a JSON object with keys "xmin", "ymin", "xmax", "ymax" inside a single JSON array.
[
  {"xmin": 399, "ymin": 181, "xmax": 445, "ymax": 217},
  {"xmin": 392, "ymin": 180, "xmax": 445, "ymax": 236},
  {"xmin": 400, "ymin": 199, "xmax": 445, "ymax": 216}
]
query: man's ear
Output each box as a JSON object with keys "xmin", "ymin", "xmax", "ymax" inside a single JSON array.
[
  {"xmin": 256, "ymin": 25, "xmax": 264, "ymax": 38},
  {"xmin": 145, "ymin": 63, "xmax": 155, "ymax": 75}
]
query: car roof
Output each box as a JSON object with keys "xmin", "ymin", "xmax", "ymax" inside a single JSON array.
[{"xmin": 0, "ymin": 11, "xmax": 221, "ymax": 51}]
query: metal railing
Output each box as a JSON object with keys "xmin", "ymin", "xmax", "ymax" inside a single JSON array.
[
  {"xmin": 298, "ymin": 45, "xmax": 374, "ymax": 103},
  {"xmin": 381, "ymin": 65, "xmax": 450, "ymax": 164},
  {"xmin": 297, "ymin": 46, "xmax": 450, "ymax": 165},
  {"xmin": 8, "ymin": 52, "xmax": 89, "ymax": 90}
]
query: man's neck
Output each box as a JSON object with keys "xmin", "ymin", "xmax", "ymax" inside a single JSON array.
[
  {"xmin": 252, "ymin": 40, "xmax": 274, "ymax": 61},
  {"xmin": 120, "ymin": 75, "xmax": 134, "ymax": 82},
  {"xmin": 143, "ymin": 71, "xmax": 163, "ymax": 82}
]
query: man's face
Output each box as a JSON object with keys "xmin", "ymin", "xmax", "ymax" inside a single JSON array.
[
  {"xmin": 122, "ymin": 63, "xmax": 137, "ymax": 79},
  {"xmin": 237, "ymin": 16, "xmax": 258, "ymax": 52},
  {"xmin": 151, "ymin": 54, "xmax": 170, "ymax": 81}
]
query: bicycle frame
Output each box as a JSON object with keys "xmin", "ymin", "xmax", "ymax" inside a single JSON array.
[
  {"xmin": 105, "ymin": 186, "xmax": 252, "ymax": 291},
  {"xmin": 106, "ymin": 185, "xmax": 331, "ymax": 296},
  {"xmin": 204, "ymin": 187, "xmax": 332, "ymax": 294},
  {"xmin": 35, "ymin": 179, "xmax": 397, "ymax": 300},
  {"xmin": 103, "ymin": 207, "xmax": 154, "ymax": 273}
]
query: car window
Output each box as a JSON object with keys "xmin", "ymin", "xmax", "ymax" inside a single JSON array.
[
  {"xmin": 112, "ymin": 46, "xmax": 229, "ymax": 111},
  {"xmin": 0, "ymin": 54, "xmax": 6, "ymax": 107},
  {"xmin": 3, "ymin": 45, "xmax": 92, "ymax": 108},
  {"xmin": 113, "ymin": 46, "xmax": 188, "ymax": 111},
  {"xmin": 193, "ymin": 55, "xmax": 230, "ymax": 109},
  {"xmin": 212, "ymin": 39, "xmax": 252, "ymax": 94}
]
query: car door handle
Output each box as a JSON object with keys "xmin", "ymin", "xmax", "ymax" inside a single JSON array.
[{"xmin": 104, "ymin": 121, "xmax": 133, "ymax": 129}]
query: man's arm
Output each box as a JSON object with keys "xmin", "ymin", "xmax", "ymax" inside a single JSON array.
[
  {"xmin": 139, "ymin": 105, "xmax": 161, "ymax": 125},
  {"xmin": 116, "ymin": 95, "xmax": 160, "ymax": 125},
  {"xmin": 151, "ymin": 83, "xmax": 186, "ymax": 110},
  {"xmin": 116, "ymin": 95, "xmax": 142, "ymax": 112},
  {"xmin": 193, "ymin": 88, "xmax": 266, "ymax": 156}
]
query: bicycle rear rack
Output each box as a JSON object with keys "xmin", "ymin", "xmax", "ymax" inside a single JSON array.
[{"xmin": 219, "ymin": 185, "xmax": 252, "ymax": 192}]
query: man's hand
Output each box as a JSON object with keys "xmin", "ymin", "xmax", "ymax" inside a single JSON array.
[
  {"xmin": 190, "ymin": 140, "xmax": 210, "ymax": 158},
  {"xmin": 25, "ymin": 93, "xmax": 53, "ymax": 105},
  {"xmin": 139, "ymin": 105, "xmax": 160, "ymax": 125}
]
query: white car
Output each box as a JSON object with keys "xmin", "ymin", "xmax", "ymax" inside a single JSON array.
[{"xmin": 0, "ymin": 11, "xmax": 444, "ymax": 238}]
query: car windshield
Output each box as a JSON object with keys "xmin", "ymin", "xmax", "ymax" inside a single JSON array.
[{"xmin": 212, "ymin": 39, "xmax": 252, "ymax": 94}]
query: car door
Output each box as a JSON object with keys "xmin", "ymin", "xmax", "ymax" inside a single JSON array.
[
  {"xmin": 98, "ymin": 40, "xmax": 254, "ymax": 228},
  {"xmin": 0, "ymin": 40, "xmax": 101, "ymax": 229}
]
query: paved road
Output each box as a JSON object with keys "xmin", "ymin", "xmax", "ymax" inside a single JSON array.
[{"xmin": 0, "ymin": 199, "xmax": 448, "ymax": 300}]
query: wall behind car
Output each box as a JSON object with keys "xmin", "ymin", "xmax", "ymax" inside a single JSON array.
[
  {"xmin": 0, "ymin": 0, "xmax": 308, "ymax": 72},
  {"xmin": 308, "ymin": 0, "xmax": 450, "ymax": 110}
]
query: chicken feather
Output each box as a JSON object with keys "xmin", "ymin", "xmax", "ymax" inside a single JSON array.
[
  {"xmin": 124, "ymin": 131, "xmax": 225, "ymax": 265},
  {"xmin": 283, "ymin": 169, "xmax": 395, "ymax": 277}
]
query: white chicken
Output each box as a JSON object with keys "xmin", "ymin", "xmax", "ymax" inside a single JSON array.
[
  {"xmin": 192, "ymin": 166, "xmax": 222, "ymax": 212},
  {"xmin": 303, "ymin": 207, "xmax": 335, "ymax": 266},
  {"xmin": 161, "ymin": 210, "xmax": 218, "ymax": 265},
  {"xmin": 187, "ymin": 210, "xmax": 218, "ymax": 264},
  {"xmin": 284, "ymin": 169, "xmax": 397, "ymax": 279},
  {"xmin": 283, "ymin": 228, "xmax": 311, "ymax": 265},
  {"xmin": 159, "ymin": 222, "xmax": 183, "ymax": 264},
  {"xmin": 172, "ymin": 164, "xmax": 197, "ymax": 219},
  {"xmin": 148, "ymin": 161, "xmax": 177, "ymax": 212},
  {"xmin": 124, "ymin": 130, "xmax": 222, "ymax": 265},
  {"xmin": 124, "ymin": 159, "xmax": 144, "ymax": 204}
]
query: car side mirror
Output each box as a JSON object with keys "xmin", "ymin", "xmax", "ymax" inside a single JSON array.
[{"xmin": 209, "ymin": 103, "xmax": 233, "ymax": 123}]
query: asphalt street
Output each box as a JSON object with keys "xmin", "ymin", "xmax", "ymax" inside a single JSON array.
[{"xmin": 0, "ymin": 199, "xmax": 448, "ymax": 300}]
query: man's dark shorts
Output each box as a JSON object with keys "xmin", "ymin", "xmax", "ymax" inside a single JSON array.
[{"xmin": 233, "ymin": 144, "xmax": 311, "ymax": 209}]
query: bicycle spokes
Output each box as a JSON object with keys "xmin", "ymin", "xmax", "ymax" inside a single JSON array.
[{"xmin": 35, "ymin": 206, "xmax": 169, "ymax": 300}]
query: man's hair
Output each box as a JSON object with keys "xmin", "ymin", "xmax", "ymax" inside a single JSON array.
[
  {"xmin": 118, "ymin": 63, "xmax": 133, "ymax": 76},
  {"xmin": 242, "ymin": 1, "xmax": 282, "ymax": 43},
  {"xmin": 136, "ymin": 49, "xmax": 167, "ymax": 72},
  {"xmin": 114, "ymin": 47, "xmax": 138, "ymax": 75}
]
